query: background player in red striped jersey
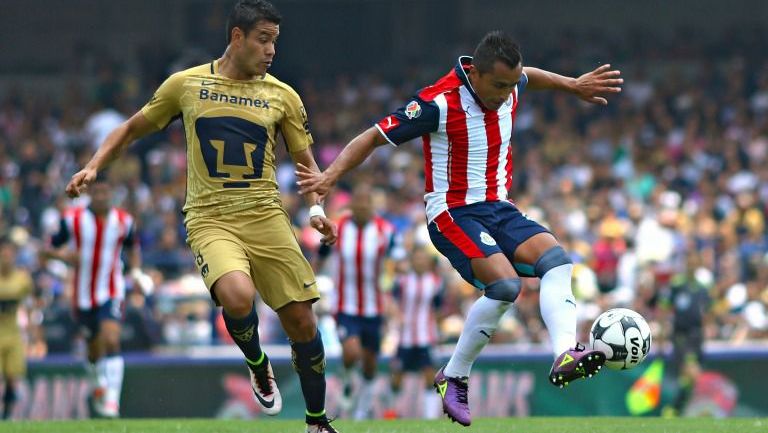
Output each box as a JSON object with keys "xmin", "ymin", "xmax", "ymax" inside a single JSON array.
[
  {"xmin": 313, "ymin": 183, "xmax": 398, "ymax": 419},
  {"xmin": 297, "ymin": 31, "xmax": 622, "ymax": 426},
  {"xmin": 42, "ymin": 177, "xmax": 143, "ymax": 418},
  {"xmin": 386, "ymin": 246, "xmax": 445, "ymax": 419}
]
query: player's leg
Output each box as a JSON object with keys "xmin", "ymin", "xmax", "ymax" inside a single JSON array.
[
  {"xmin": 511, "ymin": 226, "xmax": 605, "ymax": 387},
  {"xmin": 335, "ymin": 314, "xmax": 363, "ymax": 413},
  {"xmin": 79, "ymin": 310, "xmax": 108, "ymax": 417},
  {"xmin": 246, "ymin": 206, "xmax": 337, "ymax": 432},
  {"xmin": 385, "ymin": 347, "xmax": 405, "ymax": 417},
  {"xmin": 212, "ymin": 271, "xmax": 281, "ymax": 415},
  {"xmin": 2, "ymin": 377, "xmax": 15, "ymax": 420},
  {"xmin": 353, "ymin": 322, "xmax": 380, "ymax": 420},
  {"xmin": 275, "ymin": 301, "xmax": 333, "ymax": 430},
  {"xmin": 428, "ymin": 208, "xmax": 518, "ymax": 426},
  {"xmin": 95, "ymin": 312, "xmax": 123, "ymax": 418},
  {"xmin": 420, "ymin": 355, "xmax": 440, "ymax": 420},
  {"xmin": 2, "ymin": 337, "xmax": 26, "ymax": 420},
  {"xmin": 187, "ymin": 217, "xmax": 280, "ymax": 415}
]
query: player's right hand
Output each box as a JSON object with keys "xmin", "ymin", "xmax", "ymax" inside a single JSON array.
[
  {"xmin": 65, "ymin": 167, "xmax": 98, "ymax": 198},
  {"xmin": 295, "ymin": 163, "xmax": 335, "ymax": 200}
]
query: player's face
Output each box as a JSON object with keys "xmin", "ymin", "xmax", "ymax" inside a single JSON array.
[
  {"xmin": 469, "ymin": 60, "xmax": 523, "ymax": 111},
  {"xmin": 350, "ymin": 188, "xmax": 374, "ymax": 222},
  {"xmin": 236, "ymin": 21, "xmax": 279, "ymax": 77},
  {"xmin": 411, "ymin": 249, "xmax": 432, "ymax": 273},
  {"xmin": 89, "ymin": 182, "xmax": 112, "ymax": 214}
]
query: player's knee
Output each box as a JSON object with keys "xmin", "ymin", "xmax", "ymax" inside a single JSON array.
[
  {"xmin": 533, "ymin": 246, "xmax": 572, "ymax": 278},
  {"xmin": 484, "ymin": 278, "xmax": 522, "ymax": 303},
  {"xmin": 219, "ymin": 289, "xmax": 255, "ymax": 317}
]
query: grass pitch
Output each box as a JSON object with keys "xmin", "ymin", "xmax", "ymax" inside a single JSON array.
[{"xmin": 3, "ymin": 417, "xmax": 767, "ymax": 433}]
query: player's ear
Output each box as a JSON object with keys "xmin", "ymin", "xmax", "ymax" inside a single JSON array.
[{"xmin": 230, "ymin": 27, "xmax": 245, "ymax": 47}]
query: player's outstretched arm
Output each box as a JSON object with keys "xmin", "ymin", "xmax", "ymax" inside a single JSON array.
[
  {"xmin": 524, "ymin": 64, "xmax": 622, "ymax": 105},
  {"xmin": 295, "ymin": 126, "xmax": 388, "ymax": 197},
  {"xmin": 65, "ymin": 112, "xmax": 158, "ymax": 198}
]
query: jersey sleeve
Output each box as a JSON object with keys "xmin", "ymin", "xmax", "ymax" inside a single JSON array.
[
  {"xmin": 281, "ymin": 88, "xmax": 314, "ymax": 153},
  {"xmin": 432, "ymin": 276, "xmax": 445, "ymax": 309},
  {"xmin": 374, "ymin": 96, "xmax": 439, "ymax": 146},
  {"xmin": 50, "ymin": 218, "xmax": 70, "ymax": 248},
  {"xmin": 140, "ymin": 72, "xmax": 185, "ymax": 130},
  {"xmin": 122, "ymin": 220, "xmax": 136, "ymax": 248},
  {"xmin": 516, "ymin": 71, "xmax": 529, "ymax": 98}
]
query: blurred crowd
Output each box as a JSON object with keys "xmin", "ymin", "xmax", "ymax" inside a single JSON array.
[{"xmin": 1, "ymin": 27, "xmax": 768, "ymax": 360}]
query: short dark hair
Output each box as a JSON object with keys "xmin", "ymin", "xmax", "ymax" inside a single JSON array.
[
  {"xmin": 226, "ymin": 0, "xmax": 282, "ymax": 44},
  {"xmin": 472, "ymin": 31, "xmax": 522, "ymax": 74}
]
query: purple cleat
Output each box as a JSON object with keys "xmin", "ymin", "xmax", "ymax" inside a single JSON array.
[
  {"xmin": 549, "ymin": 342, "xmax": 606, "ymax": 388},
  {"xmin": 433, "ymin": 366, "xmax": 471, "ymax": 426}
]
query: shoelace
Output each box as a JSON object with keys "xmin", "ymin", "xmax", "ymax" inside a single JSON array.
[
  {"xmin": 250, "ymin": 364, "xmax": 274, "ymax": 397},
  {"xmin": 314, "ymin": 416, "xmax": 338, "ymax": 433},
  {"xmin": 450, "ymin": 377, "xmax": 469, "ymax": 405}
]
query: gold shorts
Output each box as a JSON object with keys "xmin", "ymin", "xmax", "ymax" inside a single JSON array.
[
  {"xmin": 0, "ymin": 335, "xmax": 26, "ymax": 378},
  {"xmin": 185, "ymin": 203, "xmax": 319, "ymax": 311}
]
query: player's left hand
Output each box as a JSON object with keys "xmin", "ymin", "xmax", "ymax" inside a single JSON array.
[
  {"xmin": 573, "ymin": 64, "xmax": 622, "ymax": 105},
  {"xmin": 310, "ymin": 215, "xmax": 338, "ymax": 245}
]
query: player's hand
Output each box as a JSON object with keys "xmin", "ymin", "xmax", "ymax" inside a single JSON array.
[
  {"xmin": 572, "ymin": 64, "xmax": 622, "ymax": 105},
  {"xmin": 65, "ymin": 167, "xmax": 98, "ymax": 198},
  {"xmin": 310, "ymin": 216, "xmax": 338, "ymax": 245},
  {"xmin": 295, "ymin": 163, "xmax": 335, "ymax": 201}
]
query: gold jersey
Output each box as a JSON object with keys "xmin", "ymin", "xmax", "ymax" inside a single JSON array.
[
  {"xmin": 0, "ymin": 269, "xmax": 33, "ymax": 336},
  {"xmin": 141, "ymin": 60, "xmax": 313, "ymax": 220}
]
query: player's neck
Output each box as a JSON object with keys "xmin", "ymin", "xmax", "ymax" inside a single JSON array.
[
  {"xmin": 217, "ymin": 51, "xmax": 262, "ymax": 81},
  {"xmin": 89, "ymin": 206, "xmax": 109, "ymax": 217}
]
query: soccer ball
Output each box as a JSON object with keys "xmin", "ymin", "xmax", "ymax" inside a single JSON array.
[{"xmin": 590, "ymin": 308, "xmax": 651, "ymax": 370}]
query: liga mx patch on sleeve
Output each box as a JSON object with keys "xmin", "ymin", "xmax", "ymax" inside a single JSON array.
[
  {"xmin": 405, "ymin": 100, "xmax": 422, "ymax": 119},
  {"xmin": 377, "ymin": 115, "xmax": 400, "ymax": 133}
]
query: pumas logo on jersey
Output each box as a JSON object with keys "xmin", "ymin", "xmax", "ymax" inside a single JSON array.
[
  {"xmin": 480, "ymin": 232, "xmax": 497, "ymax": 246},
  {"xmin": 405, "ymin": 100, "xmax": 422, "ymax": 119},
  {"xmin": 377, "ymin": 115, "xmax": 400, "ymax": 133}
]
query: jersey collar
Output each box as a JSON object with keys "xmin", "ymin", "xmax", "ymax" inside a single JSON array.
[{"xmin": 454, "ymin": 56, "xmax": 485, "ymax": 107}]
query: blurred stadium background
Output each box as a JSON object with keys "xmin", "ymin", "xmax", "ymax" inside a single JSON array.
[{"xmin": 1, "ymin": 0, "xmax": 768, "ymax": 422}]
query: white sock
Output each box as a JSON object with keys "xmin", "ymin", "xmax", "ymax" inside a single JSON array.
[
  {"xmin": 103, "ymin": 355, "xmax": 125, "ymax": 406},
  {"xmin": 340, "ymin": 366, "xmax": 354, "ymax": 394},
  {"xmin": 423, "ymin": 388, "xmax": 441, "ymax": 419},
  {"xmin": 86, "ymin": 362, "xmax": 104, "ymax": 390},
  {"xmin": 539, "ymin": 264, "xmax": 577, "ymax": 357},
  {"xmin": 444, "ymin": 296, "xmax": 511, "ymax": 377},
  {"xmin": 353, "ymin": 378, "xmax": 375, "ymax": 420},
  {"xmin": 95, "ymin": 359, "xmax": 109, "ymax": 391}
]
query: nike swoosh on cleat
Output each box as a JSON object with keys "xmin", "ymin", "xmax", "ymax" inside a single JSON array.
[{"xmin": 253, "ymin": 387, "xmax": 275, "ymax": 408}]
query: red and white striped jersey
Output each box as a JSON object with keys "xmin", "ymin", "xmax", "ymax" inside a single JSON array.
[
  {"xmin": 375, "ymin": 56, "xmax": 528, "ymax": 223},
  {"xmin": 393, "ymin": 271, "xmax": 443, "ymax": 347},
  {"xmin": 332, "ymin": 214, "xmax": 396, "ymax": 318},
  {"xmin": 52, "ymin": 207, "xmax": 136, "ymax": 310}
]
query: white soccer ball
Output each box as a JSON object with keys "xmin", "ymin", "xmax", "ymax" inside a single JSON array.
[{"xmin": 589, "ymin": 308, "xmax": 651, "ymax": 370}]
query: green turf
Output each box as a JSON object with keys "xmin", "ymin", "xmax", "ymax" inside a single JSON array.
[{"xmin": 3, "ymin": 418, "xmax": 767, "ymax": 433}]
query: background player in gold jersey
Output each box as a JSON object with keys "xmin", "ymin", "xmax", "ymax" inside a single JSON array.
[
  {"xmin": 65, "ymin": 1, "xmax": 339, "ymax": 432},
  {"xmin": 0, "ymin": 238, "xmax": 33, "ymax": 420}
]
